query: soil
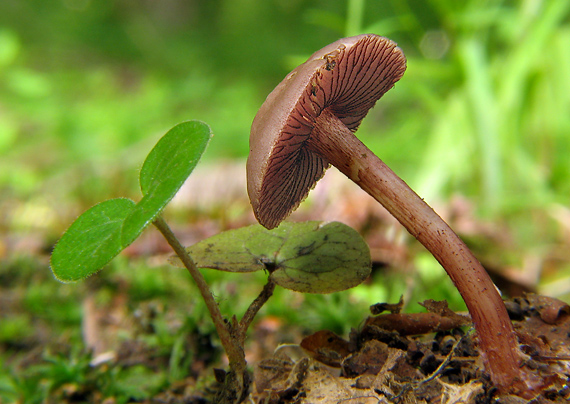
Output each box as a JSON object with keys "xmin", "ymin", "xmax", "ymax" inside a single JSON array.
[
  {"xmin": 133, "ymin": 294, "xmax": 570, "ymax": 403},
  {"xmin": 249, "ymin": 294, "xmax": 570, "ymax": 403}
]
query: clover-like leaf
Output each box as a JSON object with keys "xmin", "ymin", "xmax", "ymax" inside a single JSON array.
[
  {"xmin": 121, "ymin": 121, "xmax": 212, "ymax": 246},
  {"xmin": 170, "ymin": 221, "xmax": 371, "ymax": 293},
  {"xmin": 50, "ymin": 198, "xmax": 136, "ymax": 282}
]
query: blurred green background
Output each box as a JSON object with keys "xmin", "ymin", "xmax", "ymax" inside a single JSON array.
[
  {"xmin": 0, "ymin": 0, "xmax": 569, "ymax": 329},
  {"xmin": 1, "ymin": 0, "xmax": 569, "ymax": 234},
  {"xmin": 1, "ymin": 0, "xmax": 570, "ymax": 401}
]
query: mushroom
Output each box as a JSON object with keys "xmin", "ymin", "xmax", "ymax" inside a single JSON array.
[{"xmin": 247, "ymin": 34, "xmax": 540, "ymax": 396}]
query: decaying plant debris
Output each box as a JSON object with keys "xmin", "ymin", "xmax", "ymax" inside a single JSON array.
[{"xmin": 251, "ymin": 294, "xmax": 570, "ymax": 404}]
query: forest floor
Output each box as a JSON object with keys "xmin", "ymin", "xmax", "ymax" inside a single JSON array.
[{"xmin": 2, "ymin": 164, "xmax": 570, "ymax": 403}]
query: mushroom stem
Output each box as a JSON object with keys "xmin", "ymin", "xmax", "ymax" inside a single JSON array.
[{"xmin": 307, "ymin": 108, "xmax": 539, "ymax": 396}]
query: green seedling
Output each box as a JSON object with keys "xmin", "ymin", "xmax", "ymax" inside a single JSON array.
[
  {"xmin": 51, "ymin": 121, "xmax": 212, "ymax": 282},
  {"xmin": 50, "ymin": 120, "xmax": 371, "ymax": 404}
]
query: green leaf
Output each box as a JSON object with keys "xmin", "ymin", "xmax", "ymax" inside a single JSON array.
[
  {"xmin": 171, "ymin": 221, "xmax": 371, "ymax": 294},
  {"xmin": 121, "ymin": 121, "xmax": 212, "ymax": 246},
  {"xmin": 271, "ymin": 222, "xmax": 371, "ymax": 293},
  {"xmin": 50, "ymin": 198, "xmax": 136, "ymax": 282}
]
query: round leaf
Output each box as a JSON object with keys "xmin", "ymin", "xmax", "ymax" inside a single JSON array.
[
  {"xmin": 121, "ymin": 121, "xmax": 212, "ymax": 246},
  {"xmin": 50, "ymin": 198, "xmax": 136, "ymax": 282},
  {"xmin": 171, "ymin": 221, "xmax": 371, "ymax": 293},
  {"xmin": 271, "ymin": 222, "xmax": 371, "ymax": 293}
]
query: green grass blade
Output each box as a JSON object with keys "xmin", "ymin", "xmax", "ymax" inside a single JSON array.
[{"xmin": 460, "ymin": 38, "xmax": 501, "ymax": 210}]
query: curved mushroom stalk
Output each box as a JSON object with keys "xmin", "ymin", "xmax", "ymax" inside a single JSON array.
[
  {"xmin": 247, "ymin": 34, "xmax": 542, "ymax": 396},
  {"xmin": 308, "ymin": 107, "xmax": 537, "ymax": 395}
]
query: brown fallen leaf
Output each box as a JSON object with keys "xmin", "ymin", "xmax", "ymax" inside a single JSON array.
[
  {"xmin": 341, "ymin": 339, "xmax": 391, "ymax": 377},
  {"xmin": 300, "ymin": 330, "xmax": 353, "ymax": 367},
  {"xmin": 516, "ymin": 293, "xmax": 570, "ymax": 325}
]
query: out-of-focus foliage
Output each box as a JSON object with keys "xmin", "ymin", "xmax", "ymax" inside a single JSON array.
[
  {"xmin": 0, "ymin": 0, "xmax": 568, "ymax": 291},
  {"xmin": 1, "ymin": 0, "xmax": 569, "ymax": 216}
]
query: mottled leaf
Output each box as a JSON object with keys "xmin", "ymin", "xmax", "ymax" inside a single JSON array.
[
  {"xmin": 271, "ymin": 221, "xmax": 371, "ymax": 293},
  {"xmin": 170, "ymin": 221, "xmax": 371, "ymax": 293}
]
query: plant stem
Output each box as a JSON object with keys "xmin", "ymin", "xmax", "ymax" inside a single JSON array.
[
  {"xmin": 307, "ymin": 108, "xmax": 540, "ymax": 397},
  {"xmin": 152, "ymin": 216, "xmax": 246, "ymax": 374},
  {"xmin": 237, "ymin": 278, "xmax": 276, "ymax": 344}
]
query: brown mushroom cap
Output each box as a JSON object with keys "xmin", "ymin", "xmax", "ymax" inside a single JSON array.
[{"xmin": 247, "ymin": 34, "xmax": 407, "ymax": 229}]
